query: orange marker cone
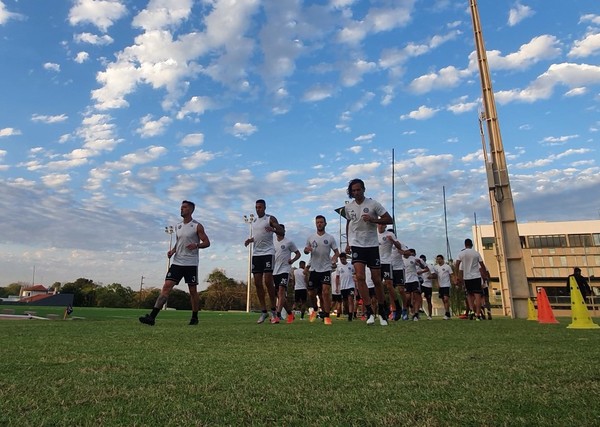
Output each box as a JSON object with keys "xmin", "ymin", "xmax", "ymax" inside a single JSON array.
[
  {"xmin": 527, "ymin": 298, "xmax": 537, "ymax": 321},
  {"xmin": 537, "ymin": 288, "xmax": 559, "ymax": 324},
  {"xmin": 567, "ymin": 276, "xmax": 599, "ymax": 330}
]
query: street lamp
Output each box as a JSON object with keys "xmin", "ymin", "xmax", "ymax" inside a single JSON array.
[
  {"xmin": 164, "ymin": 225, "xmax": 175, "ymax": 310},
  {"xmin": 243, "ymin": 214, "xmax": 254, "ymax": 313}
]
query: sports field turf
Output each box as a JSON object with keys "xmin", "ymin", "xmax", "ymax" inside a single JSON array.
[{"xmin": 1, "ymin": 306, "xmax": 599, "ymax": 426}]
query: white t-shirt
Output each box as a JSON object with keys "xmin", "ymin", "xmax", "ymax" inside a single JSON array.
[
  {"xmin": 273, "ymin": 236, "xmax": 299, "ymax": 275},
  {"xmin": 172, "ymin": 220, "xmax": 200, "ymax": 266},
  {"xmin": 252, "ymin": 214, "xmax": 275, "ymax": 256},
  {"xmin": 433, "ymin": 263, "xmax": 453, "ymax": 288},
  {"xmin": 345, "ymin": 198, "xmax": 388, "ymax": 247},
  {"xmin": 306, "ymin": 232, "xmax": 338, "ymax": 273},
  {"xmin": 378, "ymin": 230, "xmax": 396, "ymax": 264},
  {"xmin": 391, "ymin": 241, "xmax": 408, "ymax": 270},
  {"xmin": 336, "ymin": 261, "xmax": 355, "ymax": 291},
  {"xmin": 419, "ymin": 262, "xmax": 435, "ymax": 288},
  {"xmin": 293, "ymin": 267, "xmax": 307, "ymax": 290},
  {"xmin": 456, "ymin": 247, "xmax": 483, "ymax": 280},
  {"xmin": 403, "ymin": 255, "xmax": 419, "ymax": 283}
]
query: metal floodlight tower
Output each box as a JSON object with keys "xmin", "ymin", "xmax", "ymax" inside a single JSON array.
[{"xmin": 469, "ymin": 0, "xmax": 530, "ymax": 318}]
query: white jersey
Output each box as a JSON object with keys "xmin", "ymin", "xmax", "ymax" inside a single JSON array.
[
  {"xmin": 418, "ymin": 262, "xmax": 435, "ymax": 288},
  {"xmin": 172, "ymin": 220, "xmax": 200, "ymax": 266},
  {"xmin": 273, "ymin": 237, "xmax": 298, "ymax": 275},
  {"xmin": 251, "ymin": 214, "xmax": 275, "ymax": 256},
  {"xmin": 336, "ymin": 262, "xmax": 355, "ymax": 291},
  {"xmin": 345, "ymin": 198, "xmax": 388, "ymax": 247},
  {"xmin": 456, "ymin": 247, "xmax": 483, "ymax": 280},
  {"xmin": 391, "ymin": 241, "xmax": 408, "ymax": 270},
  {"xmin": 403, "ymin": 255, "xmax": 419, "ymax": 283},
  {"xmin": 306, "ymin": 232, "xmax": 338, "ymax": 273},
  {"xmin": 378, "ymin": 230, "xmax": 396, "ymax": 264},
  {"xmin": 331, "ymin": 267, "xmax": 341, "ymax": 295},
  {"xmin": 293, "ymin": 267, "xmax": 307, "ymax": 291},
  {"xmin": 433, "ymin": 263, "xmax": 453, "ymax": 288}
]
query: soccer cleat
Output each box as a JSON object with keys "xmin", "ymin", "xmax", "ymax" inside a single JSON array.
[
  {"xmin": 324, "ymin": 317, "xmax": 332, "ymax": 325},
  {"xmin": 189, "ymin": 318, "xmax": 199, "ymax": 325},
  {"xmin": 412, "ymin": 314, "xmax": 419, "ymax": 322},
  {"xmin": 487, "ymin": 313, "xmax": 493, "ymax": 320},
  {"xmin": 139, "ymin": 314, "xmax": 155, "ymax": 326},
  {"xmin": 270, "ymin": 316, "xmax": 280, "ymax": 324},
  {"xmin": 309, "ymin": 311, "xmax": 317, "ymax": 323},
  {"xmin": 427, "ymin": 316, "xmax": 432, "ymax": 320},
  {"xmin": 379, "ymin": 315, "xmax": 388, "ymax": 326},
  {"xmin": 257, "ymin": 312, "xmax": 269, "ymax": 324},
  {"xmin": 443, "ymin": 315, "xmax": 451, "ymax": 320},
  {"xmin": 286, "ymin": 312, "xmax": 295, "ymax": 324},
  {"xmin": 366, "ymin": 314, "xmax": 375, "ymax": 325}
]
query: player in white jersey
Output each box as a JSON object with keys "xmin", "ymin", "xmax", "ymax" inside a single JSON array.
[
  {"xmin": 344, "ymin": 178, "xmax": 394, "ymax": 326},
  {"xmin": 331, "ymin": 263, "xmax": 342, "ymax": 318},
  {"xmin": 455, "ymin": 238, "xmax": 488, "ymax": 320},
  {"xmin": 390, "ymin": 238, "xmax": 409, "ymax": 320},
  {"xmin": 431, "ymin": 254, "xmax": 455, "ymax": 319},
  {"xmin": 378, "ymin": 224, "xmax": 406, "ymax": 321},
  {"xmin": 139, "ymin": 200, "xmax": 210, "ymax": 326},
  {"xmin": 291, "ymin": 261, "xmax": 309, "ymax": 320},
  {"xmin": 335, "ymin": 253, "xmax": 356, "ymax": 321},
  {"xmin": 403, "ymin": 249, "xmax": 422, "ymax": 321},
  {"xmin": 244, "ymin": 199, "xmax": 284, "ymax": 324},
  {"xmin": 304, "ymin": 215, "xmax": 340, "ymax": 325},
  {"xmin": 271, "ymin": 224, "xmax": 301, "ymax": 324},
  {"xmin": 417, "ymin": 255, "xmax": 434, "ymax": 320}
]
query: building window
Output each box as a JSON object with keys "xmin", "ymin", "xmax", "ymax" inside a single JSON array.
[
  {"xmin": 568, "ymin": 234, "xmax": 592, "ymax": 247},
  {"xmin": 593, "ymin": 234, "xmax": 600, "ymax": 246},
  {"xmin": 527, "ymin": 235, "xmax": 567, "ymax": 248},
  {"xmin": 560, "ymin": 256, "xmax": 567, "ymax": 267},
  {"xmin": 552, "ymin": 268, "xmax": 559, "ymax": 277},
  {"xmin": 482, "ymin": 237, "xmax": 494, "ymax": 250},
  {"xmin": 548, "ymin": 258, "xmax": 554, "ymax": 267}
]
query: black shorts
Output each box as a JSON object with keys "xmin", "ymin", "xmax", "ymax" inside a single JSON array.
[
  {"xmin": 405, "ymin": 281, "xmax": 420, "ymax": 293},
  {"xmin": 341, "ymin": 288, "xmax": 355, "ymax": 299},
  {"xmin": 381, "ymin": 264, "xmax": 392, "ymax": 281},
  {"xmin": 392, "ymin": 269, "xmax": 404, "ymax": 286},
  {"xmin": 465, "ymin": 278, "xmax": 483, "ymax": 295},
  {"xmin": 294, "ymin": 289, "xmax": 308, "ymax": 303},
  {"xmin": 351, "ymin": 246, "xmax": 380, "ymax": 269},
  {"xmin": 332, "ymin": 294, "xmax": 342, "ymax": 302},
  {"xmin": 439, "ymin": 287, "xmax": 450, "ymax": 298},
  {"xmin": 421, "ymin": 286, "xmax": 432, "ymax": 298},
  {"xmin": 165, "ymin": 264, "xmax": 198, "ymax": 285},
  {"xmin": 308, "ymin": 271, "xmax": 331, "ymax": 292},
  {"xmin": 252, "ymin": 254, "xmax": 274, "ymax": 274},
  {"xmin": 273, "ymin": 273, "xmax": 289, "ymax": 288},
  {"xmin": 368, "ymin": 287, "xmax": 376, "ymax": 297}
]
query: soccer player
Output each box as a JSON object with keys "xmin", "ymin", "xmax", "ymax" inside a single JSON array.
[
  {"xmin": 417, "ymin": 255, "xmax": 434, "ymax": 319},
  {"xmin": 335, "ymin": 253, "xmax": 356, "ymax": 321},
  {"xmin": 403, "ymin": 249, "xmax": 422, "ymax": 321},
  {"xmin": 378, "ymin": 224, "xmax": 405, "ymax": 320},
  {"xmin": 244, "ymin": 199, "xmax": 283, "ymax": 324},
  {"xmin": 344, "ymin": 178, "xmax": 393, "ymax": 326},
  {"xmin": 139, "ymin": 200, "xmax": 210, "ymax": 326},
  {"xmin": 271, "ymin": 224, "xmax": 301, "ymax": 324},
  {"xmin": 455, "ymin": 238, "xmax": 488, "ymax": 320},
  {"xmin": 431, "ymin": 254, "xmax": 454, "ymax": 319},
  {"xmin": 304, "ymin": 215, "xmax": 340, "ymax": 325},
  {"xmin": 390, "ymin": 237, "xmax": 409, "ymax": 320},
  {"xmin": 291, "ymin": 261, "xmax": 309, "ymax": 320}
]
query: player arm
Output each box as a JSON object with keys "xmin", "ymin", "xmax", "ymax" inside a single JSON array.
[
  {"xmin": 269, "ymin": 215, "xmax": 283, "ymax": 235},
  {"xmin": 195, "ymin": 223, "xmax": 210, "ymax": 249},
  {"xmin": 290, "ymin": 250, "xmax": 301, "ymax": 265}
]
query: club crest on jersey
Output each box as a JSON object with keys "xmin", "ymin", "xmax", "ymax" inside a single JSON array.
[
  {"xmin": 280, "ymin": 244, "xmax": 286, "ymax": 249},
  {"xmin": 178, "ymin": 224, "xmax": 182, "ymax": 229},
  {"xmin": 324, "ymin": 239, "xmax": 329, "ymax": 245},
  {"xmin": 363, "ymin": 208, "xmax": 369, "ymax": 213}
]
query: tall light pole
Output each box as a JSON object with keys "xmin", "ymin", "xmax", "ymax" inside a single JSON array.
[
  {"xmin": 243, "ymin": 214, "xmax": 254, "ymax": 313},
  {"xmin": 164, "ymin": 225, "xmax": 174, "ymax": 310}
]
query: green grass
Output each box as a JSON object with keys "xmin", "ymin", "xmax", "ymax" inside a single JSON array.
[{"xmin": 1, "ymin": 306, "xmax": 599, "ymax": 426}]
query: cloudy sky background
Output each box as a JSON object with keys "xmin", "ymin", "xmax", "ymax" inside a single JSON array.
[{"xmin": 1, "ymin": 0, "xmax": 599, "ymax": 290}]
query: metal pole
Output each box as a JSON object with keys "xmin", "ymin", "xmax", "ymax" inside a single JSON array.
[
  {"xmin": 164, "ymin": 226, "xmax": 174, "ymax": 310},
  {"xmin": 244, "ymin": 214, "xmax": 255, "ymax": 312}
]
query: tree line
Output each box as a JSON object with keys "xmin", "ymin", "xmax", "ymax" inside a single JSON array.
[{"xmin": 0, "ymin": 269, "xmax": 260, "ymax": 311}]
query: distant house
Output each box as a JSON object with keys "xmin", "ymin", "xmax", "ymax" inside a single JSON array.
[{"xmin": 19, "ymin": 285, "xmax": 55, "ymax": 303}]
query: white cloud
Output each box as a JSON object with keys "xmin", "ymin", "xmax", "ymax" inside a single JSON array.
[
  {"xmin": 105, "ymin": 145, "xmax": 167, "ymax": 170},
  {"xmin": 400, "ymin": 105, "xmax": 439, "ymax": 120},
  {"xmin": 182, "ymin": 150, "xmax": 216, "ymax": 169},
  {"xmin": 0, "ymin": 128, "xmax": 21, "ymax": 137},
  {"xmin": 409, "ymin": 66, "xmax": 469, "ymax": 94},
  {"xmin": 579, "ymin": 14, "xmax": 600, "ymax": 26},
  {"xmin": 564, "ymin": 87, "xmax": 587, "ymax": 97},
  {"xmin": 75, "ymin": 51, "xmax": 90, "ymax": 63},
  {"xmin": 508, "ymin": 4, "xmax": 534, "ymax": 27},
  {"xmin": 42, "ymin": 173, "xmax": 71, "ymax": 188},
  {"xmin": 473, "ymin": 35, "xmax": 561, "ymax": 72},
  {"xmin": 74, "ymin": 32, "xmax": 114, "ymax": 45},
  {"xmin": 337, "ymin": 4, "xmax": 414, "ymax": 45},
  {"xmin": 180, "ymin": 133, "xmax": 204, "ymax": 147},
  {"xmin": 177, "ymin": 96, "xmax": 214, "ymax": 120},
  {"xmin": 136, "ymin": 115, "xmax": 172, "ymax": 138},
  {"xmin": 349, "ymin": 146, "xmax": 362, "ymax": 154},
  {"xmin": 0, "ymin": 1, "xmax": 22, "ymax": 24},
  {"xmin": 228, "ymin": 122, "xmax": 257, "ymax": 139},
  {"xmin": 44, "ymin": 62, "xmax": 60, "ymax": 72},
  {"xmin": 340, "ymin": 59, "xmax": 377, "ymax": 87},
  {"xmin": 132, "ymin": 0, "xmax": 193, "ymax": 31},
  {"xmin": 540, "ymin": 135, "xmax": 579, "ymax": 146},
  {"xmin": 302, "ymin": 85, "xmax": 334, "ymax": 102},
  {"xmin": 31, "ymin": 114, "xmax": 68, "ymax": 124},
  {"xmin": 568, "ymin": 33, "xmax": 600, "ymax": 58},
  {"xmin": 354, "ymin": 133, "xmax": 375, "ymax": 142},
  {"xmin": 68, "ymin": 0, "xmax": 127, "ymax": 32}
]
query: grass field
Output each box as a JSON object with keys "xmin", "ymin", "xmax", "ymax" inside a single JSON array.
[{"xmin": 1, "ymin": 305, "xmax": 599, "ymax": 426}]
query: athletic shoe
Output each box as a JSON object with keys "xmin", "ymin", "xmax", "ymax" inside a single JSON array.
[
  {"xmin": 324, "ymin": 317, "xmax": 332, "ymax": 325},
  {"xmin": 469, "ymin": 313, "xmax": 475, "ymax": 320},
  {"xmin": 393, "ymin": 311, "xmax": 400, "ymax": 321},
  {"xmin": 348, "ymin": 314, "xmax": 353, "ymax": 322},
  {"xmin": 443, "ymin": 315, "xmax": 451, "ymax": 320},
  {"xmin": 487, "ymin": 313, "xmax": 493, "ymax": 320},
  {"xmin": 309, "ymin": 311, "xmax": 317, "ymax": 323},
  {"xmin": 412, "ymin": 314, "xmax": 419, "ymax": 322},
  {"xmin": 427, "ymin": 316, "xmax": 432, "ymax": 320},
  {"xmin": 379, "ymin": 315, "xmax": 388, "ymax": 326},
  {"xmin": 286, "ymin": 312, "xmax": 295, "ymax": 324},
  {"xmin": 189, "ymin": 318, "xmax": 198, "ymax": 325},
  {"xmin": 402, "ymin": 314, "xmax": 409, "ymax": 321},
  {"xmin": 270, "ymin": 316, "xmax": 280, "ymax": 324},
  {"xmin": 257, "ymin": 312, "xmax": 269, "ymax": 324},
  {"xmin": 476, "ymin": 316, "xmax": 482, "ymax": 321},
  {"xmin": 139, "ymin": 314, "xmax": 155, "ymax": 326},
  {"xmin": 366, "ymin": 314, "xmax": 375, "ymax": 325}
]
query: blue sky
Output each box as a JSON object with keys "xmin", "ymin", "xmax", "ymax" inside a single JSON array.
[{"xmin": 1, "ymin": 0, "xmax": 599, "ymax": 290}]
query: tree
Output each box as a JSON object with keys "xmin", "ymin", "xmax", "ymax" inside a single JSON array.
[
  {"xmin": 0, "ymin": 282, "xmax": 25, "ymax": 298},
  {"xmin": 61, "ymin": 278, "xmax": 99, "ymax": 307},
  {"xmin": 96, "ymin": 283, "xmax": 135, "ymax": 308},
  {"xmin": 202, "ymin": 269, "xmax": 246, "ymax": 311}
]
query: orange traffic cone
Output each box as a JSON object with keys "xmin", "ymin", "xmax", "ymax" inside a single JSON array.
[
  {"xmin": 567, "ymin": 276, "xmax": 599, "ymax": 330},
  {"xmin": 537, "ymin": 288, "xmax": 559, "ymax": 324}
]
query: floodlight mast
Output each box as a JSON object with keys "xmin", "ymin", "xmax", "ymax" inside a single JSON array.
[{"xmin": 469, "ymin": 0, "xmax": 530, "ymax": 318}]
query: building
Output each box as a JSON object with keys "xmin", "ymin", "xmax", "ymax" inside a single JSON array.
[{"xmin": 473, "ymin": 220, "xmax": 600, "ymax": 311}]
